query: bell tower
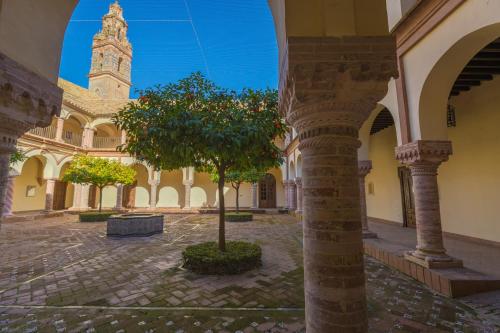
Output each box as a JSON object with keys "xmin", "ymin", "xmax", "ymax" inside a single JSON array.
[{"xmin": 89, "ymin": 1, "xmax": 132, "ymax": 99}]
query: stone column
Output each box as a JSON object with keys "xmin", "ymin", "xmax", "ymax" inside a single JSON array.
[
  {"xmin": 295, "ymin": 177, "xmax": 303, "ymax": 214},
  {"xmin": 283, "ymin": 180, "xmax": 290, "ymax": 209},
  {"xmin": 82, "ymin": 127, "xmax": 95, "ymax": 149},
  {"xmin": 0, "ymin": 51, "xmax": 64, "ymax": 223},
  {"xmin": 55, "ymin": 117, "xmax": 64, "ymax": 142},
  {"xmin": 288, "ymin": 179, "xmax": 297, "ymax": 211},
  {"xmin": 358, "ymin": 160, "xmax": 377, "ymax": 238},
  {"xmin": 2, "ymin": 172, "xmax": 18, "ymax": 217},
  {"xmin": 396, "ymin": 140, "xmax": 462, "ymax": 268},
  {"xmin": 69, "ymin": 184, "xmax": 82, "ymax": 211},
  {"xmin": 80, "ymin": 185, "xmax": 90, "ymax": 210},
  {"xmin": 281, "ymin": 36, "xmax": 397, "ymax": 332},
  {"xmin": 115, "ymin": 184, "xmax": 124, "ymax": 210},
  {"xmin": 149, "ymin": 179, "xmax": 160, "ymax": 210},
  {"xmin": 120, "ymin": 130, "xmax": 127, "ymax": 145},
  {"xmin": 44, "ymin": 178, "xmax": 56, "ymax": 211},
  {"xmin": 251, "ymin": 183, "xmax": 258, "ymax": 209},
  {"xmin": 183, "ymin": 181, "xmax": 193, "ymax": 210}
]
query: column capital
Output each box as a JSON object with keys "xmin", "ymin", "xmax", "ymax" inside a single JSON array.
[
  {"xmin": 396, "ymin": 140, "xmax": 452, "ymax": 166},
  {"xmin": 295, "ymin": 177, "xmax": 302, "ymax": 187},
  {"xmin": 284, "ymin": 179, "xmax": 296, "ymax": 186},
  {"xmin": 0, "ymin": 52, "xmax": 62, "ymax": 130},
  {"xmin": 358, "ymin": 160, "xmax": 372, "ymax": 177},
  {"xmin": 183, "ymin": 180, "xmax": 193, "ymax": 187},
  {"xmin": 280, "ymin": 36, "xmax": 397, "ymax": 132},
  {"xmin": 148, "ymin": 179, "xmax": 160, "ymax": 186}
]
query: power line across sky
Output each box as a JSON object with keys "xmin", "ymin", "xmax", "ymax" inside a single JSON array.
[{"xmin": 59, "ymin": 0, "xmax": 279, "ymax": 98}]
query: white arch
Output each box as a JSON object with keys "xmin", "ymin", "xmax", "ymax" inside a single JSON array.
[
  {"xmin": 16, "ymin": 149, "xmax": 58, "ymax": 179},
  {"xmin": 402, "ymin": 0, "xmax": 500, "ymax": 140},
  {"xmin": 89, "ymin": 118, "xmax": 115, "ymax": 129},
  {"xmin": 295, "ymin": 154, "xmax": 302, "ymax": 178},
  {"xmin": 289, "ymin": 160, "xmax": 296, "ymax": 180}
]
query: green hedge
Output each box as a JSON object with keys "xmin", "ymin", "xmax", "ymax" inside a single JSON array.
[
  {"xmin": 225, "ymin": 212, "xmax": 253, "ymax": 222},
  {"xmin": 182, "ymin": 241, "xmax": 262, "ymax": 275},
  {"xmin": 79, "ymin": 212, "xmax": 116, "ymax": 222}
]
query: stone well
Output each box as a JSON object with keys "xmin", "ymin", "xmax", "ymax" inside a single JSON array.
[{"xmin": 107, "ymin": 214, "xmax": 164, "ymax": 237}]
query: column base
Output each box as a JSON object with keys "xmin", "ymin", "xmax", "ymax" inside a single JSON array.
[
  {"xmin": 362, "ymin": 230, "xmax": 378, "ymax": 239},
  {"xmin": 182, "ymin": 207, "xmax": 192, "ymax": 211},
  {"xmin": 405, "ymin": 251, "xmax": 463, "ymax": 269}
]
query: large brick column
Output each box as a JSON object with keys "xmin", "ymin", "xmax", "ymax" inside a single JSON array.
[
  {"xmin": 2, "ymin": 172, "xmax": 18, "ymax": 217},
  {"xmin": 0, "ymin": 52, "xmax": 63, "ymax": 224},
  {"xmin": 281, "ymin": 36, "xmax": 397, "ymax": 332},
  {"xmin": 359, "ymin": 160, "xmax": 377, "ymax": 238},
  {"xmin": 396, "ymin": 141, "xmax": 462, "ymax": 268}
]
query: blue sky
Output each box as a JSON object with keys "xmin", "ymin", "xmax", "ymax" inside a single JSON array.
[{"xmin": 59, "ymin": 0, "xmax": 279, "ymax": 98}]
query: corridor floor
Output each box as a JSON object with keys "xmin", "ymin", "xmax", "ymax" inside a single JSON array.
[{"xmin": 0, "ymin": 214, "xmax": 498, "ymax": 332}]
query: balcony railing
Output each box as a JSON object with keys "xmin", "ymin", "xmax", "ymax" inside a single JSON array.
[
  {"xmin": 29, "ymin": 125, "xmax": 57, "ymax": 140},
  {"xmin": 93, "ymin": 136, "xmax": 121, "ymax": 149},
  {"xmin": 62, "ymin": 130, "xmax": 83, "ymax": 147}
]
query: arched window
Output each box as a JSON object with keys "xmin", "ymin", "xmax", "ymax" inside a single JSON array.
[
  {"xmin": 99, "ymin": 53, "xmax": 104, "ymax": 70},
  {"xmin": 117, "ymin": 28, "xmax": 122, "ymax": 40},
  {"xmin": 117, "ymin": 57, "xmax": 123, "ymax": 73}
]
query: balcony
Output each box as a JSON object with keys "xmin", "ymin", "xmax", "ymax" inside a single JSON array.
[
  {"xmin": 29, "ymin": 125, "xmax": 57, "ymax": 140},
  {"xmin": 93, "ymin": 136, "xmax": 121, "ymax": 149},
  {"xmin": 62, "ymin": 130, "xmax": 83, "ymax": 147}
]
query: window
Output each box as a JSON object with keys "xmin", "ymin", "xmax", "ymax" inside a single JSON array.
[{"xmin": 118, "ymin": 57, "xmax": 123, "ymax": 72}]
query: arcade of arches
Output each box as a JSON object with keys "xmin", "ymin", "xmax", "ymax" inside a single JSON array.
[{"xmin": 1, "ymin": 0, "xmax": 500, "ymax": 332}]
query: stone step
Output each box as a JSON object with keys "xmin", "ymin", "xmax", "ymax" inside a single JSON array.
[{"xmin": 364, "ymin": 238, "xmax": 500, "ymax": 298}]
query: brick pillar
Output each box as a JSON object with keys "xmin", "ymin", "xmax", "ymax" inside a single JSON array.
[
  {"xmin": 2, "ymin": 172, "xmax": 18, "ymax": 217},
  {"xmin": 295, "ymin": 177, "xmax": 303, "ymax": 214},
  {"xmin": 0, "ymin": 151, "xmax": 12, "ymax": 221},
  {"xmin": 115, "ymin": 184, "xmax": 124, "ymax": 210},
  {"xmin": 183, "ymin": 181, "xmax": 192, "ymax": 210},
  {"xmin": 396, "ymin": 140, "xmax": 462, "ymax": 268},
  {"xmin": 251, "ymin": 183, "xmax": 258, "ymax": 209},
  {"xmin": 55, "ymin": 117, "xmax": 64, "ymax": 142},
  {"xmin": 281, "ymin": 36, "xmax": 397, "ymax": 332},
  {"xmin": 149, "ymin": 179, "xmax": 160, "ymax": 210},
  {"xmin": 358, "ymin": 160, "xmax": 377, "ymax": 238},
  {"xmin": 288, "ymin": 180, "xmax": 297, "ymax": 211},
  {"xmin": 44, "ymin": 179, "xmax": 56, "ymax": 211}
]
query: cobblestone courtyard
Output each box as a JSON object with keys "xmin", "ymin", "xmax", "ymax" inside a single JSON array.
[{"xmin": 0, "ymin": 214, "xmax": 498, "ymax": 332}]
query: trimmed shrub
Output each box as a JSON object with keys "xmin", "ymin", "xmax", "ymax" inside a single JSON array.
[
  {"xmin": 79, "ymin": 212, "xmax": 116, "ymax": 222},
  {"xmin": 225, "ymin": 212, "xmax": 253, "ymax": 222},
  {"xmin": 182, "ymin": 241, "xmax": 262, "ymax": 275}
]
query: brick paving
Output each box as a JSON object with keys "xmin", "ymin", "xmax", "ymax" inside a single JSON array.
[{"xmin": 0, "ymin": 214, "xmax": 498, "ymax": 332}]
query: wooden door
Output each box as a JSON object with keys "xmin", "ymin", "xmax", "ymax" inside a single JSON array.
[
  {"xmin": 89, "ymin": 185, "xmax": 97, "ymax": 209},
  {"xmin": 122, "ymin": 182, "xmax": 137, "ymax": 208},
  {"xmin": 259, "ymin": 174, "xmax": 276, "ymax": 208},
  {"xmin": 52, "ymin": 181, "xmax": 67, "ymax": 210},
  {"xmin": 398, "ymin": 167, "xmax": 416, "ymax": 228}
]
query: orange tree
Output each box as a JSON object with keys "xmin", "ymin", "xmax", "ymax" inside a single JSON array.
[{"xmin": 114, "ymin": 73, "xmax": 285, "ymax": 251}]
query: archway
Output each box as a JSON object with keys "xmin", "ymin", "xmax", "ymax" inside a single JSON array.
[
  {"xmin": 93, "ymin": 123, "xmax": 121, "ymax": 150},
  {"xmin": 54, "ymin": 162, "xmax": 74, "ymax": 210},
  {"xmin": 122, "ymin": 164, "xmax": 150, "ymax": 209},
  {"xmin": 158, "ymin": 170, "xmax": 183, "ymax": 208},
  {"xmin": 12, "ymin": 156, "xmax": 47, "ymax": 212},
  {"xmin": 364, "ymin": 108, "xmax": 405, "ymax": 226},
  {"xmin": 62, "ymin": 115, "xmax": 84, "ymax": 146}
]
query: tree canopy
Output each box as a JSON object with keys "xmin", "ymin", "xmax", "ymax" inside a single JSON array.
[
  {"xmin": 63, "ymin": 155, "xmax": 135, "ymax": 212},
  {"xmin": 114, "ymin": 72, "xmax": 286, "ymax": 250}
]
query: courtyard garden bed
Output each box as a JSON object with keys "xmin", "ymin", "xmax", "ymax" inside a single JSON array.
[
  {"xmin": 106, "ymin": 213, "xmax": 164, "ymax": 237},
  {"xmin": 225, "ymin": 212, "xmax": 253, "ymax": 222},
  {"xmin": 182, "ymin": 241, "xmax": 262, "ymax": 275},
  {"xmin": 79, "ymin": 212, "xmax": 117, "ymax": 222}
]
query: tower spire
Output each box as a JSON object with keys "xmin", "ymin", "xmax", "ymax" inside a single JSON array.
[{"xmin": 88, "ymin": 0, "xmax": 132, "ymax": 99}]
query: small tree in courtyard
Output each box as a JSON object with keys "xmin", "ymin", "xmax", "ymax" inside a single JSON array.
[
  {"xmin": 9, "ymin": 148, "xmax": 26, "ymax": 166},
  {"xmin": 114, "ymin": 72, "xmax": 286, "ymax": 251},
  {"xmin": 212, "ymin": 168, "xmax": 266, "ymax": 213},
  {"xmin": 63, "ymin": 155, "xmax": 135, "ymax": 212}
]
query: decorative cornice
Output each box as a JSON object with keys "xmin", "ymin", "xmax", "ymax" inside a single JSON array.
[
  {"xmin": 279, "ymin": 36, "xmax": 398, "ymax": 133},
  {"xmin": 358, "ymin": 160, "xmax": 373, "ymax": 177},
  {"xmin": 0, "ymin": 52, "xmax": 63, "ymax": 130},
  {"xmin": 395, "ymin": 140, "xmax": 452, "ymax": 165}
]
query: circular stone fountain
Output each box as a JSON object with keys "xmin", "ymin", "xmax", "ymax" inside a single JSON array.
[{"xmin": 107, "ymin": 213, "xmax": 164, "ymax": 237}]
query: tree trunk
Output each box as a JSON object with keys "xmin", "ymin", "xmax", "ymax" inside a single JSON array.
[
  {"xmin": 218, "ymin": 170, "xmax": 226, "ymax": 252},
  {"xmin": 98, "ymin": 186, "xmax": 103, "ymax": 213},
  {"xmin": 235, "ymin": 184, "xmax": 240, "ymax": 214}
]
